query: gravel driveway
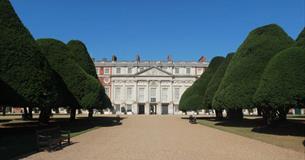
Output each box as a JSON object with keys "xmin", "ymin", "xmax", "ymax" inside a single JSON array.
[{"xmin": 23, "ymin": 115, "xmax": 304, "ymax": 160}]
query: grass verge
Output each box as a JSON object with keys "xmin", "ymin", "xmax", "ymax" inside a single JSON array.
[{"xmin": 197, "ymin": 117, "xmax": 305, "ymax": 153}]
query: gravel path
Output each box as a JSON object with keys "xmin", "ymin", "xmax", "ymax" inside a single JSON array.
[{"xmin": 24, "ymin": 116, "xmax": 304, "ymax": 160}]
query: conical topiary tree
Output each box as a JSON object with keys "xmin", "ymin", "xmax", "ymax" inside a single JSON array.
[
  {"xmin": 67, "ymin": 40, "xmax": 97, "ymax": 78},
  {"xmin": 203, "ymin": 53, "xmax": 234, "ymax": 120},
  {"xmin": 199, "ymin": 57, "xmax": 225, "ymax": 109},
  {"xmin": 253, "ymin": 28, "xmax": 305, "ymax": 125},
  {"xmin": 67, "ymin": 40, "xmax": 110, "ymax": 118},
  {"xmin": 179, "ymin": 56, "xmax": 225, "ymax": 112},
  {"xmin": 254, "ymin": 47, "xmax": 305, "ymax": 125},
  {"xmin": 37, "ymin": 39, "xmax": 102, "ymax": 120},
  {"xmin": 179, "ymin": 86, "xmax": 201, "ymax": 112},
  {"xmin": 213, "ymin": 24, "xmax": 294, "ymax": 120},
  {"xmin": 0, "ymin": 0, "xmax": 66, "ymax": 122}
]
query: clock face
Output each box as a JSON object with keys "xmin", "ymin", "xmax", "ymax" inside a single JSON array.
[{"xmin": 103, "ymin": 77, "xmax": 110, "ymax": 84}]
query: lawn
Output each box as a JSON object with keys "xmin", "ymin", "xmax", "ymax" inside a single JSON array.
[
  {"xmin": 0, "ymin": 114, "xmax": 122, "ymax": 160},
  {"xmin": 197, "ymin": 116, "xmax": 305, "ymax": 153}
]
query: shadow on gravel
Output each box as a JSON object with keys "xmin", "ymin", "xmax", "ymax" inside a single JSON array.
[
  {"xmin": 0, "ymin": 119, "xmax": 11, "ymax": 123},
  {"xmin": 212, "ymin": 118, "xmax": 305, "ymax": 137},
  {"xmin": 0, "ymin": 116, "xmax": 124, "ymax": 160}
]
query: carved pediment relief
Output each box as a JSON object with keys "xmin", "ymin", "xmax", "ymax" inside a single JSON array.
[{"xmin": 136, "ymin": 67, "xmax": 172, "ymax": 76}]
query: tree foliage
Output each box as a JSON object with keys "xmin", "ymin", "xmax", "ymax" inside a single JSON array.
[
  {"xmin": 254, "ymin": 47, "xmax": 305, "ymax": 109},
  {"xmin": 67, "ymin": 40, "xmax": 97, "ymax": 78},
  {"xmin": 179, "ymin": 56, "xmax": 225, "ymax": 111},
  {"xmin": 67, "ymin": 40, "xmax": 111, "ymax": 111},
  {"xmin": 213, "ymin": 24, "xmax": 294, "ymax": 110},
  {"xmin": 0, "ymin": 0, "xmax": 61, "ymax": 107},
  {"xmin": 203, "ymin": 53, "xmax": 234, "ymax": 109},
  {"xmin": 37, "ymin": 39, "xmax": 101, "ymax": 109},
  {"xmin": 296, "ymin": 27, "xmax": 305, "ymax": 48}
]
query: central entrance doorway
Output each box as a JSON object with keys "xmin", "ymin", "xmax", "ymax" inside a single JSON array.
[
  {"xmin": 161, "ymin": 104, "xmax": 169, "ymax": 115},
  {"xmin": 150, "ymin": 103, "xmax": 157, "ymax": 114},
  {"xmin": 138, "ymin": 104, "xmax": 145, "ymax": 114}
]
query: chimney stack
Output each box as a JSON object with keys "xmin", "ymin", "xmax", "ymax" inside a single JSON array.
[
  {"xmin": 112, "ymin": 54, "xmax": 117, "ymax": 62},
  {"xmin": 136, "ymin": 54, "xmax": 140, "ymax": 62},
  {"xmin": 167, "ymin": 55, "xmax": 173, "ymax": 62},
  {"xmin": 198, "ymin": 56, "xmax": 206, "ymax": 62}
]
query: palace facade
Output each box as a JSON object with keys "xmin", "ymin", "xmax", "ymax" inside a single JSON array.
[{"xmin": 95, "ymin": 55, "xmax": 209, "ymax": 115}]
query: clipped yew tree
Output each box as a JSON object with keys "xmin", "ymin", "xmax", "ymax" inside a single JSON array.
[
  {"xmin": 179, "ymin": 86, "xmax": 193, "ymax": 112},
  {"xmin": 254, "ymin": 29, "xmax": 305, "ymax": 125},
  {"xmin": 179, "ymin": 87, "xmax": 202, "ymax": 112},
  {"xmin": 213, "ymin": 24, "xmax": 294, "ymax": 120},
  {"xmin": 37, "ymin": 39, "xmax": 102, "ymax": 120},
  {"xmin": 203, "ymin": 53, "xmax": 234, "ymax": 120},
  {"xmin": 67, "ymin": 40, "xmax": 97, "ymax": 78},
  {"xmin": 67, "ymin": 40, "xmax": 110, "ymax": 118},
  {"xmin": 179, "ymin": 56, "xmax": 225, "ymax": 112},
  {"xmin": 296, "ymin": 27, "xmax": 305, "ymax": 48},
  {"xmin": 199, "ymin": 56, "xmax": 225, "ymax": 109},
  {"xmin": 0, "ymin": 0, "xmax": 66, "ymax": 121}
]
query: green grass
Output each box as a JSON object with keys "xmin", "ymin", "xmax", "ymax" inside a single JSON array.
[
  {"xmin": 0, "ymin": 115, "xmax": 121, "ymax": 160},
  {"xmin": 197, "ymin": 117, "xmax": 305, "ymax": 153}
]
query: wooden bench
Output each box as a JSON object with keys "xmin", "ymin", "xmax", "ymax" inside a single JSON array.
[
  {"xmin": 189, "ymin": 115, "xmax": 197, "ymax": 124},
  {"xmin": 114, "ymin": 115, "xmax": 121, "ymax": 123},
  {"xmin": 36, "ymin": 127, "xmax": 70, "ymax": 151}
]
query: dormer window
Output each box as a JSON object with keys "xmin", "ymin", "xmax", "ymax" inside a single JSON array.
[
  {"xmin": 175, "ymin": 67, "xmax": 179, "ymax": 74},
  {"xmin": 116, "ymin": 67, "xmax": 121, "ymax": 74},
  {"xmin": 128, "ymin": 67, "xmax": 132, "ymax": 74}
]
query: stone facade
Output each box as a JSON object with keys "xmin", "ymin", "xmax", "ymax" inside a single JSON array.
[{"xmin": 94, "ymin": 56, "xmax": 209, "ymax": 115}]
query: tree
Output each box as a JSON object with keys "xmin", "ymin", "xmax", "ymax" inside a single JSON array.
[
  {"xmin": 37, "ymin": 39, "xmax": 103, "ymax": 120},
  {"xmin": 67, "ymin": 40, "xmax": 97, "ymax": 78},
  {"xmin": 296, "ymin": 27, "xmax": 305, "ymax": 48},
  {"xmin": 67, "ymin": 40, "xmax": 110, "ymax": 118},
  {"xmin": 213, "ymin": 24, "xmax": 294, "ymax": 120},
  {"xmin": 179, "ymin": 56, "xmax": 225, "ymax": 111},
  {"xmin": 253, "ymin": 28, "xmax": 305, "ymax": 125},
  {"xmin": 0, "ymin": 0, "xmax": 64, "ymax": 122},
  {"xmin": 202, "ymin": 53, "xmax": 234, "ymax": 120}
]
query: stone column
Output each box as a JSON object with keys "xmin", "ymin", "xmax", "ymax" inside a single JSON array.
[
  {"xmin": 157, "ymin": 103, "xmax": 162, "ymax": 115},
  {"xmin": 134, "ymin": 80, "xmax": 138, "ymax": 114},
  {"xmin": 145, "ymin": 102, "xmax": 150, "ymax": 115},
  {"xmin": 168, "ymin": 103, "xmax": 174, "ymax": 115}
]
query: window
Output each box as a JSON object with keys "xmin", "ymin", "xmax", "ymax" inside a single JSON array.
[
  {"xmin": 174, "ymin": 88, "xmax": 180, "ymax": 100},
  {"xmin": 115, "ymin": 104, "xmax": 120, "ymax": 112},
  {"xmin": 116, "ymin": 67, "xmax": 121, "ymax": 74},
  {"xmin": 161, "ymin": 88, "xmax": 168, "ymax": 101},
  {"xmin": 186, "ymin": 68, "xmax": 191, "ymax": 74},
  {"xmin": 150, "ymin": 88, "xmax": 156, "ymax": 98},
  {"xmin": 150, "ymin": 88, "xmax": 157, "ymax": 102},
  {"xmin": 138, "ymin": 88, "xmax": 145, "ymax": 101},
  {"xmin": 128, "ymin": 67, "xmax": 132, "ymax": 74},
  {"xmin": 175, "ymin": 67, "xmax": 179, "ymax": 74},
  {"xmin": 115, "ymin": 87, "xmax": 121, "ymax": 100},
  {"xmin": 105, "ymin": 87, "xmax": 110, "ymax": 96},
  {"xmin": 127, "ymin": 104, "xmax": 132, "ymax": 112},
  {"xmin": 139, "ymin": 67, "xmax": 144, "ymax": 72},
  {"xmin": 127, "ymin": 87, "xmax": 132, "ymax": 99},
  {"xmin": 104, "ymin": 68, "xmax": 110, "ymax": 74}
]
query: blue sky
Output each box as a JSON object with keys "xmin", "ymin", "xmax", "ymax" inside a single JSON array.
[{"xmin": 11, "ymin": 0, "xmax": 305, "ymax": 61}]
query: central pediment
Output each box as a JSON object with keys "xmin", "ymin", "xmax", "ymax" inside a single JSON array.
[{"xmin": 136, "ymin": 67, "xmax": 172, "ymax": 76}]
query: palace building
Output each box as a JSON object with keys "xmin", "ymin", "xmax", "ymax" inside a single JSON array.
[{"xmin": 94, "ymin": 55, "xmax": 209, "ymax": 115}]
